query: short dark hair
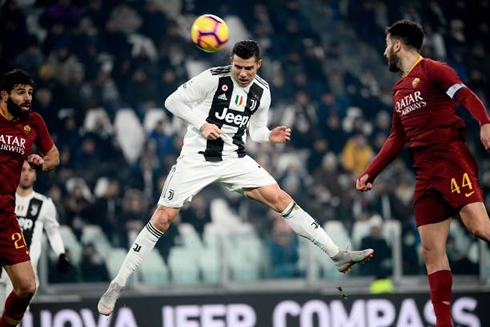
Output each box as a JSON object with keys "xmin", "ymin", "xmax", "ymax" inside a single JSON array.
[
  {"xmin": 385, "ymin": 19, "xmax": 424, "ymax": 51},
  {"xmin": 0, "ymin": 69, "xmax": 36, "ymax": 93},
  {"xmin": 232, "ymin": 40, "xmax": 260, "ymax": 61}
]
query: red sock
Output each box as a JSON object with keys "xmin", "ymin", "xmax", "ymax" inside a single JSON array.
[
  {"xmin": 428, "ymin": 270, "xmax": 452, "ymax": 327},
  {"xmin": 0, "ymin": 291, "xmax": 31, "ymax": 327}
]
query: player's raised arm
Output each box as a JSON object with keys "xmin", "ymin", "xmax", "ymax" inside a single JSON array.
[
  {"xmin": 429, "ymin": 61, "xmax": 490, "ymax": 149},
  {"xmin": 357, "ymin": 113, "xmax": 407, "ymax": 191},
  {"xmin": 453, "ymin": 88, "xmax": 490, "ymax": 150}
]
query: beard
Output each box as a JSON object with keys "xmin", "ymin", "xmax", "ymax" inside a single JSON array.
[
  {"xmin": 7, "ymin": 97, "xmax": 31, "ymax": 120},
  {"xmin": 386, "ymin": 47, "xmax": 400, "ymax": 73},
  {"xmin": 19, "ymin": 181, "xmax": 33, "ymax": 189}
]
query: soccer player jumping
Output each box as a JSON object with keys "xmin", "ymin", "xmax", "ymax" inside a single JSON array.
[
  {"xmin": 357, "ymin": 20, "xmax": 490, "ymax": 327},
  {"xmin": 98, "ymin": 40, "xmax": 374, "ymax": 316}
]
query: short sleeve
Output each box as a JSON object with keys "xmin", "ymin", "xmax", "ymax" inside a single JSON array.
[
  {"xmin": 428, "ymin": 61, "xmax": 466, "ymax": 99},
  {"xmin": 33, "ymin": 113, "xmax": 54, "ymax": 154}
]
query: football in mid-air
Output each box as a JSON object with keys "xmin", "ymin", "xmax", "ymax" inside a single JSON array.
[{"xmin": 191, "ymin": 14, "xmax": 229, "ymax": 53}]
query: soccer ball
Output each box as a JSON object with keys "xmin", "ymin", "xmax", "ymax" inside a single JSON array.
[{"xmin": 191, "ymin": 14, "xmax": 229, "ymax": 53}]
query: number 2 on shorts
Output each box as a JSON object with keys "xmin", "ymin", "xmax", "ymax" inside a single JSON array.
[
  {"xmin": 11, "ymin": 232, "xmax": 28, "ymax": 253},
  {"xmin": 450, "ymin": 172, "xmax": 473, "ymax": 196}
]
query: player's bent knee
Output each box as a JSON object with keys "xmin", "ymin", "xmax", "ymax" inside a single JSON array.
[
  {"xmin": 151, "ymin": 206, "xmax": 178, "ymax": 232},
  {"xmin": 275, "ymin": 189, "xmax": 292, "ymax": 206},
  {"xmin": 421, "ymin": 244, "xmax": 442, "ymax": 262},
  {"xmin": 470, "ymin": 223, "xmax": 490, "ymax": 241},
  {"xmin": 15, "ymin": 282, "xmax": 36, "ymax": 299}
]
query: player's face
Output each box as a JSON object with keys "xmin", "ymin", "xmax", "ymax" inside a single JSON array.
[
  {"xmin": 231, "ymin": 55, "xmax": 262, "ymax": 87},
  {"xmin": 19, "ymin": 161, "xmax": 36, "ymax": 189},
  {"xmin": 4, "ymin": 84, "xmax": 33, "ymax": 119},
  {"xmin": 384, "ymin": 35, "xmax": 400, "ymax": 73}
]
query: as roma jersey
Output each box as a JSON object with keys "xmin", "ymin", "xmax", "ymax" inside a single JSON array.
[
  {"xmin": 0, "ymin": 112, "xmax": 53, "ymax": 213},
  {"xmin": 392, "ymin": 58, "xmax": 466, "ymax": 147}
]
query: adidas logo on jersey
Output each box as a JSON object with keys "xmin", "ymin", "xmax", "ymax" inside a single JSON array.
[{"xmin": 217, "ymin": 93, "xmax": 228, "ymax": 101}]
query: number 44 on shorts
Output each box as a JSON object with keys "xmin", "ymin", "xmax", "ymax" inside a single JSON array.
[{"xmin": 451, "ymin": 172, "xmax": 474, "ymax": 197}]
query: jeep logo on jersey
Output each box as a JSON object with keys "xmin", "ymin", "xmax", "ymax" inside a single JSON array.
[
  {"xmin": 17, "ymin": 217, "xmax": 34, "ymax": 230},
  {"xmin": 215, "ymin": 107, "xmax": 250, "ymax": 128}
]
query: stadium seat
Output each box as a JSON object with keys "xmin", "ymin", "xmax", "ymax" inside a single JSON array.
[
  {"xmin": 209, "ymin": 199, "xmax": 243, "ymax": 232},
  {"xmin": 57, "ymin": 225, "xmax": 82, "ymax": 265},
  {"xmin": 140, "ymin": 251, "xmax": 169, "ymax": 284},
  {"xmin": 298, "ymin": 239, "xmax": 347, "ymax": 280},
  {"xmin": 198, "ymin": 248, "xmax": 221, "ymax": 283},
  {"xmin": 143, "ymin": 108, "xmax": 167, "ymax": 132},
  {"xmin": 168, "ymin": 247, "xmax": 200, "ymax": 283},
  {"xmin": 178, "ymin": 223, "xmax": 204, "ymax": 249},
  {"xmin": 324, "ymin": 220, "xmax": 351, "ymax": 248},
  {"xmin": 351, "ymin": 219, "xmax": 373, "ymax": 249},
  {"xmin": 449, "ymin": 219, "xmax": 472, "ymax": 256},
  {"xmin": 105, "ymin": 248, "xmax": 128, "ymax": 280},
  {"xmin": 226, "ymin": 229, "xmax": 264, "ymax": 281},
  {"xmin": 80, "ymin": 225, "xmax": 112, "ymax": 259},
  {"xmin": 114, "ymin": 109, "xmax": 145, "ymax": 165},
  {"xmin": 83, "ymin": 107, "xmax": 113, "ymax": 134},
  {"xmin": 203, "ymin": 223, "xmax": 222, "ymax": 249},
  {"xmin": 381, "ymin": 220, "xmax": 401, "ymax": 247}
]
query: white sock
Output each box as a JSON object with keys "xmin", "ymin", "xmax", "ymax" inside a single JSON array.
[
  {"xmin": 281, "ymin": 201, "xmax": 340, "ymax": 257},
  {"xmin": 113, "ymin": 222, "xmax": 163, "ymax": 287}
]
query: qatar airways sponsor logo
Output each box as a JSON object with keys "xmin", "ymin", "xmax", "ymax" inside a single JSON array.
[
  {"xmin": 395, "ymin": 91, "xmax": 427, "ymax": 116},
  {"xmin": 0, "ymin": 134, "xmax": 26, "ymax": 154}
]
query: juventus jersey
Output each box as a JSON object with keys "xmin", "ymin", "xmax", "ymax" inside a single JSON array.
[
  {"xmin": 15, "ymin": 191, "xmax": 65, "ymax": 269},
  {"xmin": 166, "ymin": 65, "xmax": 271, "ymax": 161}
]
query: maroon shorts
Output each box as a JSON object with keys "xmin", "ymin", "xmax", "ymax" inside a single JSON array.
[
  {"xmin": 412, "ymin": 140, "xmax": 483, "ymax": 227},
  {"xmin": 0, "ymin": 210, "xmax": 30, "ymax": 266}
]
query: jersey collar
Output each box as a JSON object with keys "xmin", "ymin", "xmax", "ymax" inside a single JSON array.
[{"xmin": 407, "ymin": 56, "xmax": 423, "ymax": 76}]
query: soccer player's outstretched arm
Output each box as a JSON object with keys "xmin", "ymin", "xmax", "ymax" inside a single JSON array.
[
  {"xmin": 249, "ymin": 91, "xmax": 291, "ymax": 143},
  {"xmin": 248, "ymin": 90, "xmax": 271, "ymax": 142},
  {"xmin": 430, "ymin": 61, "xmax": 490, "ymax": 150},
  {"xmin": 357, "ymin": 113, "xmax": 407, "ymax": 191},
  {"xmin": 454, "ymin": 88, "xmax": 490, "ymax": 150},
  {"xmin": 165, "ymin": 70, "xmax": 217, "ymax": 133}
]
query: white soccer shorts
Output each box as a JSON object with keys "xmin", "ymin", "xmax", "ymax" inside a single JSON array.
[{"xmin": 158, "ymin": 155, "xmax": 277, "ymax": 208}]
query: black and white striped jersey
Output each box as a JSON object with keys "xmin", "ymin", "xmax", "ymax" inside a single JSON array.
[
  {"xmin": 15, "ymin": 191, "xmax": 65, "ymax": 269},
  {"xmin": 165, "ymin": 65, "xmax": 271, "ymax": 161}
]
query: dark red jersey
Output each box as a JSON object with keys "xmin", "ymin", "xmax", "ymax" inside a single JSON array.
[
  {"xmin": 364, "ymin": 57, "xmax": 490, "ymax": 183},
  {"xmin": 0, "ymin": 112, "xmax": 53, "ymax": 213},
  {"xmin": 392, "ymin": 58, "xmax": 466, "ymax": 147}
]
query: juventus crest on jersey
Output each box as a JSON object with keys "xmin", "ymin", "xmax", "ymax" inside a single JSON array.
[{"xmin": 175, "ymin": 65, "xmax": 271, "ymax": 161}]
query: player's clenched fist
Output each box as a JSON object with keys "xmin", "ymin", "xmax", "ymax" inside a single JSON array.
[
  {"xmin": 356, "ymin": 174, "xmax": 373, "ymax": 192},
  {"xmin": 27, "ymin": 154, "xmax": 44, "ymax": 170},
  {"xmin": 200, "ymin": 122, "xmax": 222, "ymax": 140}
]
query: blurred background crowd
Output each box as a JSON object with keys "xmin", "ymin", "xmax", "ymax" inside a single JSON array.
[{"xmin": 0, "ymin": 0, "xmax": 489, "ymax": 284}]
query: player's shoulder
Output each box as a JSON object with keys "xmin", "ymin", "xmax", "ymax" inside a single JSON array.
[
  {"xmin": 28, "ymin": 111, "xmax": 47, "ymax": 126},
  {"xmin": 254, "ymin": 74, "xmax": 269, "ymax": 90},
  {"xmin": 32, "ymin": 191, "xmax": 52, "ymax": 203},
  {"xmin": 29, "ymin": 111, "xmax": 43, "ymax": 121},
  {"xmin": 422, "ymin": 58, "xmax": 454, "ymax": 71},
  {"xmin": 209, "ymin": 65, "xmax": 232, "ymax": 76}
]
